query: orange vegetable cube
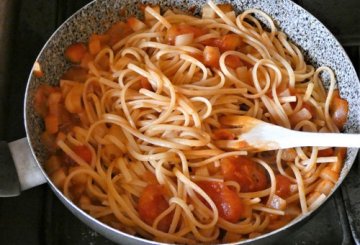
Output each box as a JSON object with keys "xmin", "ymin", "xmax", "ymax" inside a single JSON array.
[
  {"xmin": 45, "ymin": 114, "xmax": 59, "ymax": 134},
  {"xmin": 65, "ymin": 43, "xmax": 87, "ymax": 63},
  {"xmin": 203, "ymin": 46, "xmax": 220, "ymax": 68}
]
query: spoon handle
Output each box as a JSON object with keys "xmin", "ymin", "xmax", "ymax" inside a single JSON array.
[{"xmin": 280, "ymin": 130, "xmax": 360, "ymax": 149}]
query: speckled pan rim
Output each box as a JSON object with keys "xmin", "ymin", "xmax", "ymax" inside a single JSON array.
[{"xmin": 23, "ymin": 0, "xmax": 360, "ymax": 244}]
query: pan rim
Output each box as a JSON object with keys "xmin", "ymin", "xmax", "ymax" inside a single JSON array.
[{"xmin": 23, "ymin": 0, "xmax": 360, "ymax": 244}]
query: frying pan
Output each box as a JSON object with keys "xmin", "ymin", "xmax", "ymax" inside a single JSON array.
[{"xmin": 1, "ymin": 0, "xmax": 359, "ymax": 244}]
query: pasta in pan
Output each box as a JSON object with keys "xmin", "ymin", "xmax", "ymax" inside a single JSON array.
[{"xmin": 34, "ymin": 1, "xmax": 348, "ymax": 243}]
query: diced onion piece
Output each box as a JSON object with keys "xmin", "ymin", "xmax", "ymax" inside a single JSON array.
[
  {"xmin": 279, "ymin": 89, "xmax": 291, "ymax": 97},
  {"xmin": 202, "ymin": 4, "xmax": 216, "ymax": 19},
  {"xmin": 308, "ymin": 192, "xmax": 327, "ymax": 211},
  {"xmin": 307, "ymin": 191, "xmax": 320, "ymax": 207},
  {"xmin": 167, "ymin": 24, "xmax": 207, "ymax": 44},
  {"xmin": 33, "ymin": 61, "xmax": 44, "ymax": 78},
  {"xmin": 315, "ymin": 179, "xmax": 334, "ymax": 195},
  {"xmin": 175, "ymin": 33, "xmax": 194, "ymax": 46},
  {"xmin": 283, "ymin": 103, "xmax": 293, "ymax": 115},
  {"xmin": 269, "ymin": 194, "xmax": 287, "ymax": 210},
  {"xmin": 290, "ymin": 184, "xmax": 298, "ymax": 193},
  {"xmin": 248, "ymin": 197, "xmax": 261, "ymax": 204},
  {"xmin": 278, "ymin": 96, "xmax": 297, "ymax": 103},
  {"xmin": 127, "ymin": 17, "xmax": 146, "ymax": 31},
  {"xmin": 289, "ymin": 107, "xmax": 312, "ymax": 125},
  {"xmin": 252, "ymin": 205, "xmax": 285, "ymax": 215}
]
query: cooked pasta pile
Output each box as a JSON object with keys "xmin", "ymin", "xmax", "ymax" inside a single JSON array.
[{"xmin": 34, "ymin": 1, "xmax": 349, "ymax": 243}]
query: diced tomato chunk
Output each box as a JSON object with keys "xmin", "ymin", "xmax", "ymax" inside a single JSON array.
[
  {"xmin": 190, "ymin": 53, "xmax": 204, "ymax": 63},
  {"xmin": 330, "ymin": 90, "xmax": 348, "ymax": 130},
  {"xmin": 289, "ymin": 92, "xmax": 316, "ymax": 116},
  {"xmin": 45, "ymin": 115, "xmax": 59, "ymax": 134},
  {"xmin": 200, "ymin": 34, "xmax": 242, "ymax": 52},
  {"xmin": 225, "ymin": 55, "xmax": 243, "ymax": 69},
  {"xmin": 73, "ymin": 145, "xmax": 92, "ymax": 163},
  {"xmin": 80, "ymin": 53, "xmax": 94, "ymax": 69},
  {"xmin": 40, "ymin": 131, "xmax": 57, "ymax": 152},
  {"xmin": 34, "ymin": 85, "xmax": 56, "ymax": 117},
  {"xmin": 221, "ymin": 156, "xmax": 268, "ymax": 192},
  {"xmin": 167, "ymin": 24, "xmax": 207, "ymax": 44},
  {"xmin": 88, "ymin": 34, "xmax": 103, "ymax": 55},
  {"xmin": 106, "ymin": 21, "xmax": 133, "ymax": 45},
  {"xmin": 220, "ymin": 34, "xmax": 242, "ymax": 51},
  {"xmin": 203, "ymin": 46, "xmax": 220, "ymax": 68},
  {"xmin": 318, "ymin": 148, "xmax": 334, "ymax": 157},
  {"xmin": 65, "ymin": 43, "xmax": 87, "ymax": 63},
  {"xmin": 197, "ymin": 181, "xmax": 244, "ymax": 223},
  {"xmin": 275, "ymin": 175, "xmax": 292, "ymax": 199},
  {"xmin": 217, "ymin": 4, "xmax": 233, "ymax": 13},
  {"xmin": 138, "ymin": 184, "xmax": 172, "ymax": 231},
  {"xmin": 200, "ymin": 38, "xmax": 221, "ymax": 47},
  {"xmin": 140, "ymin": 77, "xmax": 153, "ymax": 91},
  {"xmin": 336, "ymin": 147, "xmax": 347, "ymax": 162},
  {"xmin": 127, "ymin": 17, "xmax": 146, "ymax": 32},
  {"xmin": 47, "ymin": 92, "xmax": 62, "ymax": 123},
  {"xmin": 88, "ymin": 34, "xmax": 110, "ymax": 56},
  {"xmin": 281, "ymin": 148, "xmax": 297, "ymax": 162},
  {"xmin": 213, "ymin": 128, "xmax": 235, "ymax": 140},
  {"xmin": 142, "ymin": 171, "xmax": 158, "ymax": 184},
  {"xmin": 62, "ymin": 66, "xmax": 88, "ymax": 83}
]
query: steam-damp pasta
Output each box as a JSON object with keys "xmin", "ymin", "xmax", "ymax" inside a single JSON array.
[{"xmin": 34, "ymin": 1, "xmax": 349, "ymax": 243}]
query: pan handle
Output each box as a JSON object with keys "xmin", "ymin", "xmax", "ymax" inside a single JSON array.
[
  {"xmin": 0, "ymin": 141, "xmax": 20, "ymax": 197},
  {"xmin": 0, "ymin": 138, "xmax": 46, "ymax": 197}
]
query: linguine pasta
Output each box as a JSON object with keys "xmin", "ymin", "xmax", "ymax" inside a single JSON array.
[{"xmin": 34, "ymin": 1, "xmax": 349, "ymax": 243}]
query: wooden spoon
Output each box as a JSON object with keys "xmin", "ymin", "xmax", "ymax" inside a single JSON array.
[{"xmin": 214, "ymin": 115, "xmax": 358, "ymax": 152}]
